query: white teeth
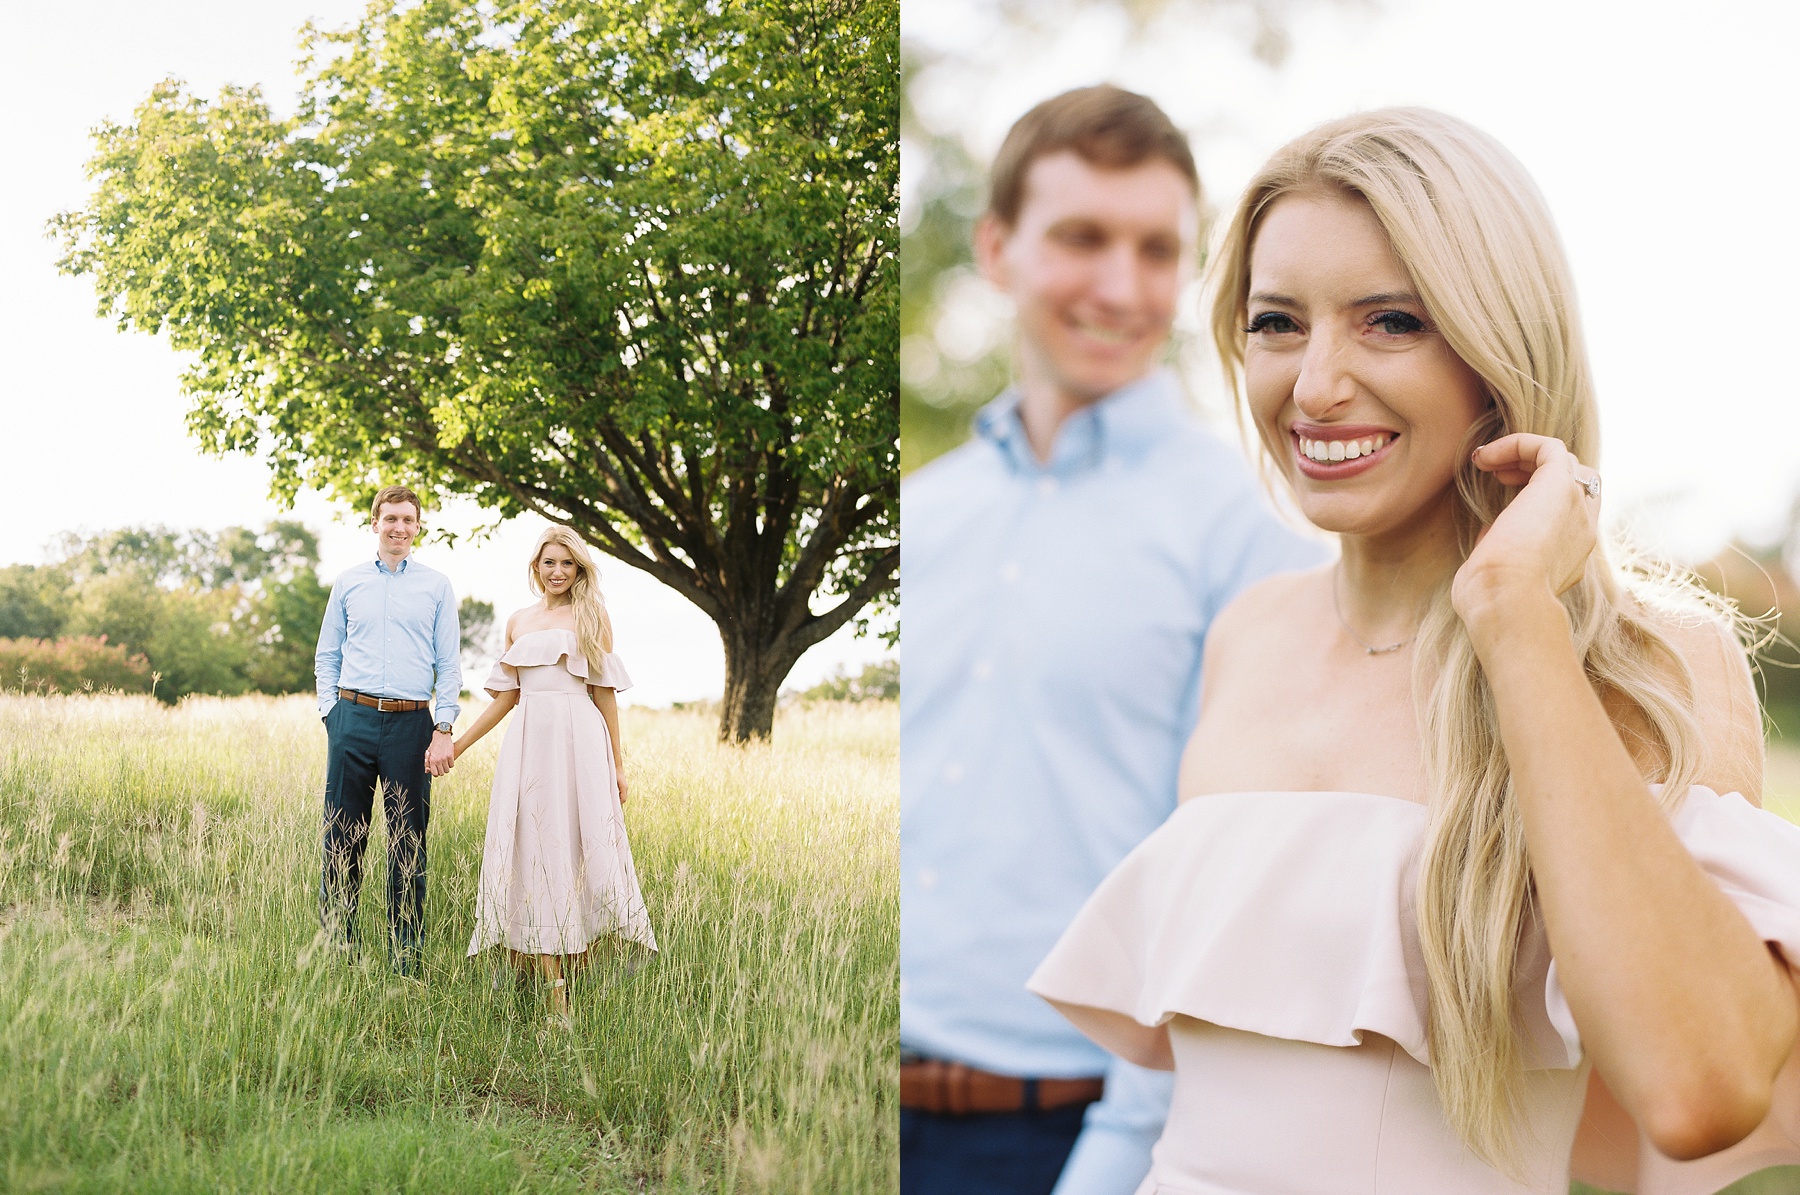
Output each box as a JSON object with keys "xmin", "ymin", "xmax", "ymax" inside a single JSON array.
[
  {"xmin": 1076, "ymin": 322, "xmax": 1130, "ymax": 344},
  {"xmin": 1299, "ymin": 434, "xmax": 1390, "ymax": 463}
]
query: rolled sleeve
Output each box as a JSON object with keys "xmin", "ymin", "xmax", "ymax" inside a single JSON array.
[
  {"xmin": 1051, "ymin": 1059, "xmax": 1173, "ymax": 1195},
  {"xmin": 314, "ymin": 581, "xmax": 348, "ymax": 717},
  {"xmin": 432, "ymin": 579, "xmax": 462, "ymax": 725}
]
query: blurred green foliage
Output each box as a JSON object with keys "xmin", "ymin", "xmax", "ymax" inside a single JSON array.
[
  {"xmin": 900, "ymin": 43, "xmax": 1008, "ymax": 472},
  {"xmin": 458, "ymin": 597, "xmax": 497, "ymax": 658}
]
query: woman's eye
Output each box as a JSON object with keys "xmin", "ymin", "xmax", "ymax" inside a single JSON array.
[
  {"xmin": 1370, "ymin": 311, "xmax": 1427, "ymax": 335},
  {"xmin": 1245, "ymin": 312, "xmax": 1298, "ymax": 335}
]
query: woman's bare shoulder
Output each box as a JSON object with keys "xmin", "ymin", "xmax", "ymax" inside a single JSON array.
[
  {"xmin": 1208, "ymin": 564, "xmax": 1331, "ymax": 651},
  {"xmin": 503, "ymin": 604, "xmax": 544, "ymax": 646}
]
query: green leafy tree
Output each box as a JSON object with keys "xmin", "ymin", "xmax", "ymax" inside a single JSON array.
[
  {"xmin": 457, "ymin": 596, "xmax": 498, "ymax": 684},
  {"xmin": 459, "ymin": 598, "xmax": 496, "ymax": 658},
  {"xmin": 0, "ymin": 565, "xmax": 69, "ymax": 640},
  {"xmin": 50, "ymin": 522, "xmax": 328, "ymax": 700},
  {"xmin": 798, "ymin": 657, "xmax": 898, "ymax": 702},
  {"xmin": 245, "ymin": 570, "xmax": 332, "ymax": 694},
  {"xmin": 65, "ymin": 571, "xmax": 250, "ymax": 702},
  {"xmin": 56, "ymin": 0, "xmax": 898, "ymax": 741}
]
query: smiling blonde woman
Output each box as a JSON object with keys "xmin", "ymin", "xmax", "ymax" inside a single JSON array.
[
  {"xmin": 454, "ymin": 525, "xmax": 656, "ymax": 1021},
  {"xmin": 1028, "ymin": 108, "xmax": 1800, "ymax": 1193}
]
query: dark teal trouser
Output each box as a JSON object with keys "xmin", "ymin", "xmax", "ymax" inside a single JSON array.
[
  {"xmin": 900, "ymin": 1101, "xmax": 1089, "ymax": 1195},
  {"xmin": 320, "ymin": 699, "xmax": 433, "ymax": 973}
]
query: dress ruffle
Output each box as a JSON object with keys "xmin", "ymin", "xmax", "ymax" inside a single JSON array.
[
  {"xmin": 482, "ymin": 628, "xmax": 632, "ymax": 693},
  {"xmin": 1026, "ymin": 786, "xmax": 1800, "ymax": 1194},
  {"xmin": 1028, "ymin": 791, "xmax": 1435, "ymax": 1067}
]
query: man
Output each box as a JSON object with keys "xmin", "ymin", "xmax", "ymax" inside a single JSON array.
[
  {"xmin": 314, "ymin": 484, "xmax": 461, "ymax": 978},
  {"xmin": 901, "ymin": 86, "xmax": 1324, "ymax": 1194}
]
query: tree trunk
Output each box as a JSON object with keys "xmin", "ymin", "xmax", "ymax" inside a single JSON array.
[{"xmin": 717, "ymin": 641, "xmax": 788, "ymax": 743}]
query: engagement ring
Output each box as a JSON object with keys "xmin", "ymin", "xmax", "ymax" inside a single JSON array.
[{"xmin": 1580, "ymin": 474, "xmax": 1601, "ymax": 499}]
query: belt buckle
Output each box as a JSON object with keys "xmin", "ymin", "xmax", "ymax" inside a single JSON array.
[{"xmin": 376, "ymin": 697, "xmax": 396, "ymax": 712}]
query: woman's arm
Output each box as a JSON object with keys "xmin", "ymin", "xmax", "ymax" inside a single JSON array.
[
  {"xmin": 589, "ymin": 685, "xmax": 628, "ymax": 803},
  {"xmin": 452, "ymin": 612, "xmax": 522, "ymax": 760},
  {"xmin": 1457, "ymin": 433, "xmax": 1797, "ymax": 1160},
  {"xmin": 452, "ymin": 688, "xmax": 517, "ymax": 759}
]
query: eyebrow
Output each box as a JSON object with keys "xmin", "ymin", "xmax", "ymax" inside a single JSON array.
[
  {"xmin": 1351, "ymin": 291, "xmax": 1423, "ymax": 307},
  {"xmin": 1246, "ymin": 290, "xmax": 1423, "ymax": 308}
]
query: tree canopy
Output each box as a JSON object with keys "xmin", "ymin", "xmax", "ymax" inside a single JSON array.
[{"xmin": 57, "ymin": 0, "xmax": 898, "ymax": 740}]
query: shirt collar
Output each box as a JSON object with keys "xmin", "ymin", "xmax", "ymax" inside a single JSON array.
[
  {"xmin": 974, "ymin": 370, "xmax": 1190, "ymax": 476},
  {"xmin": 375, "ymin": 553, "xmax": 412, "ymax": 575}
]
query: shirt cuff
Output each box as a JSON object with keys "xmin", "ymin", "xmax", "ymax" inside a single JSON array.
[
  {"xmin": 1050, "ymin": 1061, "xmax": 1171, "ymax": 1195},
  {"xmin": 1052, "ymin": 1124, "xmax": 1158, "ymax": 1195}
]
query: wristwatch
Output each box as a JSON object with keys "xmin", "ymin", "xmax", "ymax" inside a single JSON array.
[{"xmin": 434, "ymin": 721, "xmax": 453, "ymax": 735}]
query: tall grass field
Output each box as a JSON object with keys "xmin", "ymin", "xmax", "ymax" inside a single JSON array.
[{"xmin": 0, "ymin": 694, "xmax": 896, "ymax": 1194}]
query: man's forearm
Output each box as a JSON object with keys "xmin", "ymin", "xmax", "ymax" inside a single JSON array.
[{"xmin": 315, "ymin": 655, "xmax": 342, "ymax": 715}]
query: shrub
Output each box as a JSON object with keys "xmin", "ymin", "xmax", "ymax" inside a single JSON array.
[{"xmin": 0, "ymin": 635, "xmax": 154, "ymax": 695}]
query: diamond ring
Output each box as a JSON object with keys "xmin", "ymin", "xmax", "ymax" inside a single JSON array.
[{"xmin": 1580, "ymin": 473, "xmax": 1601, "ymax": 499}]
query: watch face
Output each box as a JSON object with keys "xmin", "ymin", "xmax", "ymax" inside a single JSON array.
[{"xmin": 435, "ymin": 722, "xmax": 453, "ymax": 735}]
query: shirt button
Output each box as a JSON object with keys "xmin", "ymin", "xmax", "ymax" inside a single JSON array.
[
  {"xmin": 918, "ymin": 868, "xmax": 938, "ymax": 891},
  {"xmin": 943, "ymin": 762, "xmax": 964, "ymax": 783},
  {"xmin": 971, "ymin": 659, "xmax": 993, "ymax": 681},
  {"xmin": 999, "ymin": 562, "xmax": 1020, "ymax": 584},
  {"xmin": 1035, "ymin": 476, "xmax": 1059, "ymax": 497}
]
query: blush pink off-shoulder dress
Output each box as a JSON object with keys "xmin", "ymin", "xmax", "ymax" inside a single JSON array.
[
  {"xmin": 466, "ymin": 628, "xmax": 657, "ymax": 958},
  {"xmin": 1027, "ymin": 787, "xmax": 1800, "ymax": 1195}
]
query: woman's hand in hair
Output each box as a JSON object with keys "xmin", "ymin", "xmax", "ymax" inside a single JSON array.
[{"xmin": 1450, "ymin": 432, "xmax": 1600, "ymax": 645}]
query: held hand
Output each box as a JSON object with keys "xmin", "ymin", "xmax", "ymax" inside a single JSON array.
[
  {"xmin": 1452, "ymin": 433, "xmax": 1599, "ymax": 631},
  {"xmin": 425, "ymin": 732, "xmax": 455, "ymax": 778},
  {"xmin": 616, "ymin": 768, "xmax": 629, "ymax": 806}
]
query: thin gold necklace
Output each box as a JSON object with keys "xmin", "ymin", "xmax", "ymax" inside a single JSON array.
[{"xmin": 1332, "ymin": 563, "xmax": 1414, "ymax": 656}]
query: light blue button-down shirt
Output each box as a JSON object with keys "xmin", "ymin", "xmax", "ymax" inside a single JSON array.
[
  {"xmin": 901, "ymin": 371, "xmax": 1325, "ymax": 1194},
  {"xmin": 314, "ymin": 555, "xmax": 462, "ymax": 724}
]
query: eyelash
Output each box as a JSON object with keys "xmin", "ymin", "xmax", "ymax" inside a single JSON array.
[
  {"xmin": 1242, "ymin": 311, "xmax": 1430, "ymax": 336},
  {"xmin": 1369, "ymin": 311, "xmax": 1427, "ymax": 335}
]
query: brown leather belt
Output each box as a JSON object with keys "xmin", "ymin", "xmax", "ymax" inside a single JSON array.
[
  {"xmin": 900, "ymin": 1058, "xmax": 1104, "ymax": 1115},
  {"xmin": 338, "ymin": 688, "xmax": 429, "ymax": 713}
]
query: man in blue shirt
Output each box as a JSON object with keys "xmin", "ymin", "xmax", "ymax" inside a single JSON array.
[
  {"xmin": 314, "ymin": 483, "xmax": 461, "ymax": 978},
  {"xmin": 901, "ymin": 87, "xmax": 1324, "ymax": 1195}
]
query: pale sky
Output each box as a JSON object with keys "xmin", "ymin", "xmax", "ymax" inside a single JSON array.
[
  {"xmin": 904, "ymin": 0, "xmax": 1800, "ymax": 564},
  {"xmin": 0, "ymin": 1, "xmax": 891, "ymax": 706}
]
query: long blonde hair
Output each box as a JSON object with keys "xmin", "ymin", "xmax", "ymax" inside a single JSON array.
[
  {"xmin": 527, "ymin": 526, "xmax": 615, "ymax": 670},
  {"xmin": 1209, "ymin": 108, "xmax": 1718, "ymax": 1168}
]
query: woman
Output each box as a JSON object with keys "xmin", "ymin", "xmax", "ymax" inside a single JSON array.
[
  {"xmin": 454, "ymin": 526, "xmax": 657, "ymax": 1020},
  {"xmin": 1027, "ymin": 109, "xmax": 1800, "ymax": 1193}
]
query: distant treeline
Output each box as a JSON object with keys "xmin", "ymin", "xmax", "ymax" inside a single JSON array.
[
  {"xmin": 0, "ymin": 525, "xmax": 497, "ymax": 704},
  {"xmin": 0, "ymin": 523, "xmax": 330, "ymax": 701},
  {"xmin": 798, "ymin": 659, "xmax": 899, "ymax": 703}
]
